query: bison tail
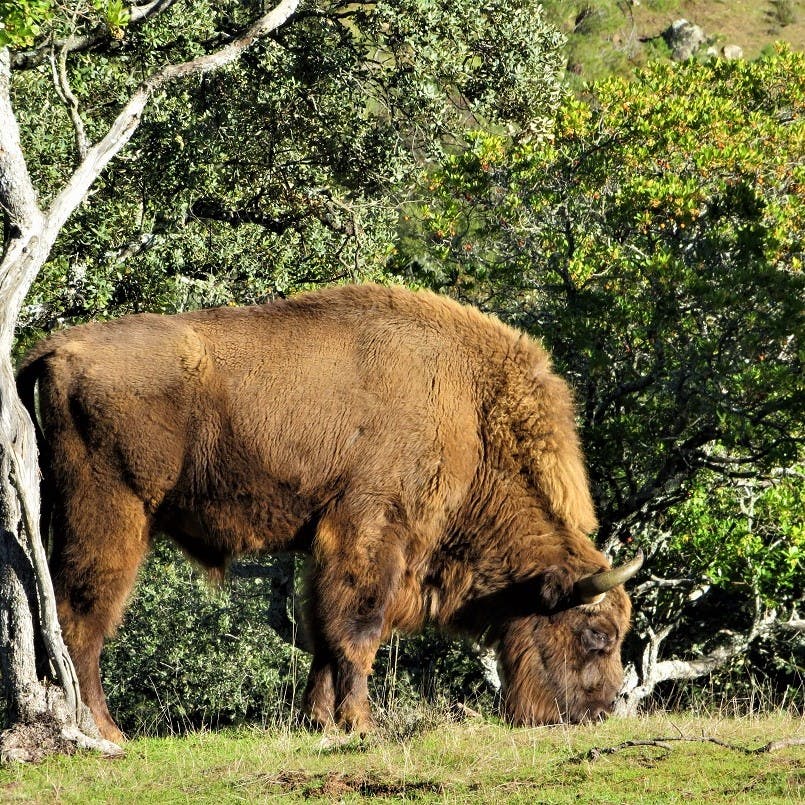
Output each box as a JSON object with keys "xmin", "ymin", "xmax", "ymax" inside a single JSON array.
[
  {"xmin": 15, "ymin": 349, "xmax": 56, "ymax": 554},
  {"xmin": 16, "ymin": 344, "xmax": 57, "ymax": 456}
]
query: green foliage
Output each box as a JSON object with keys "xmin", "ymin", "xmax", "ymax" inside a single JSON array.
[
  {"xmin": 92, "ymin": 0, "xmax": 129, "ymax": 37},
  {"xmin": 539, "ymin": 0, "xmax": 641, "ymax": 84},
  {"xmin": 669, "ymin": 473, "xmax": 804, "ymax": 606},
  {"xmin": 652, "ymin": 471, "xmax": 803, "ymax": 701},
  {"xmin": 373, "ymin": 631, "xmax": 494, "ymax": 714},
  {"xmin": 101, "ymin": 541, "xmax": 299, "ymax": 735},
  {"xmin": 400, "ymin": 47, "xmax": 805, "ymax": 542},
  {"xmin": 13, "ymin": 0, "xmax": 564, "ymax": 335},
  {"xmin": 770, "ymin": 0, "xmax": 798, "ymax": 27},
  {"xmin": 0, "ymin": 0, "xmax": 130, "ymax": 48},
  {"xmin": 0, "ymin": 0, "xmax": 51, "ymax": 47}
]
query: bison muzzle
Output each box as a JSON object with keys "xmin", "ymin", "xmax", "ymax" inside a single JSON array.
[{"xmin": 17, "ymin": 284, "xmax": 642, "ymax": 742}]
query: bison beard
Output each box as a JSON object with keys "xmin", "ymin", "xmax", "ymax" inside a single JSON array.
[{"xmin": 17, "ymin": 284, "xmax": 642, "ymax": 742}]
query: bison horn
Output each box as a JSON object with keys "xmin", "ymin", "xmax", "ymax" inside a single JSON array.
[{"xmin": 574, "ymin": 549, "xmax": 644, "ymax": 605}]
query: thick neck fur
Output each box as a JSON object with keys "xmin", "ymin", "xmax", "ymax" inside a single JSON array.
[{"xmin": 386, "ymin": 464, "xmax": 608, "ymax": 639}]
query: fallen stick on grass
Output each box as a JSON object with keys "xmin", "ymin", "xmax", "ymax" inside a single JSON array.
[{"xmin": 572, "ymin": 735, "xmax": 805, "ymax": 763}]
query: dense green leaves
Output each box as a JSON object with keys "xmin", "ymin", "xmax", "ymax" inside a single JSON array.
[
  {"xmin": 12, "ymin": 0, "xmax": 564, "ymax": 342},
  {"xmin": 669, "ymin": 473, "xmax": 804, "ymax": 606},
  {"xmin": 102, "ymin": 542, "xmax": 297, "ymax": 735},
  {"xmin": 398, "ymin": 48, "xmax": 804, "ymax": 704},
  {"xmin": 0, "ymin": 1, "xmax": 51, "ymax": 47}
]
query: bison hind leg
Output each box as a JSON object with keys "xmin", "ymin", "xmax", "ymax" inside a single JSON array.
[
  {"xmin": 302, "ymin": 646, "xmax": 337, "ymax": 730},
  {"xmin": 50, "ymin": 482, "xmax": 153, "ymax": 744}
]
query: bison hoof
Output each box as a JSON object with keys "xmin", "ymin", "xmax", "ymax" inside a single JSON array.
[
  {"xmin": 97, "ymin": 720, "xmax": 126, "ymax": 744},
  {"xmin": 337, "ymin": 708, "xmax": 374, "ymax": 737}
]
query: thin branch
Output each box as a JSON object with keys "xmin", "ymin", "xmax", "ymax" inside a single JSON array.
[
  {"xmin": 11, "ymin": 0, "xmax": 181, "ymax": 70},
  {"xmin": 632, "ymin": 576, "xmax": 709, "ymax": 598},
  {"xmin": 43, "ymin": 0, "xmax": 300, "ymax": 243},
  {"xmin": 189, "ymin": 198, "xmax": 303, "ymax": 233},
  {"xmin": 571, "ymin": 735, "xmax": 805, "ymax": 763},
  {"xmin": 50, "ymin": 43, "xmax": 87, "ymax": 161}
]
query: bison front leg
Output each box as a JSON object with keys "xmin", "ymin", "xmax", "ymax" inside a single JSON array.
[
  {"xmin": 304, "ymin": 504, "xmax": 404, "ymax": 735},
  {"xmin": 301, "ymin": 639, "xmax": 336, "ymax": 729},
  {"xmin": 50, "ymin": 482, "xmax": 151, "ymax": 743}
]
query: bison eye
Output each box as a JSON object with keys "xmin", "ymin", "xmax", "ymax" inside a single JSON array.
[{"xmin": 581, "ymin": 627, "xmax": 613, "ymax": 654}]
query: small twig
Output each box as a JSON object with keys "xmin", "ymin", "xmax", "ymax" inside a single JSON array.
[
  {"xmin": 575, "ymin": 739, "xmax": 672, "ymax": 762},
  {"xmin": 50, "ymin": 43, "xmax": 88, "ymax": 161},
  {"xmin": 571, "ymin": 735, "xmax": 805, "ymax": 763},
  {"xmin": 755, "ymin": 737, "xmax": 805, "ymax": 754}
]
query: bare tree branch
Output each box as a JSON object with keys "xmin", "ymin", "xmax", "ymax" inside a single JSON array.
[
  {"xmin": 189, "ymin": 198, "xmax": 303, "ymax": 233},
  {"xmin": 616, "ymin": 596, "xmax": 779, "ymax": 716},
  {"xmin": 42, "ymin": 0, "xmax": 300, "ymax": 246},
  {"xmin": 572, "ymin": 735, "xmax": 805, "ymax": 763},
  {"xmin": 50, "ymin": 43, "xmax": 88, "ymax": 162}
]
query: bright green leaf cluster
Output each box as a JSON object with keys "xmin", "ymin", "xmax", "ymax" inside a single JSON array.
[
  {"xmin": 0, "ymin": 0, "xmax": 51, "ymax": 47},
  {"xmin": 402, "ymin": 48, "xmax": 804, "ymax": 541}
]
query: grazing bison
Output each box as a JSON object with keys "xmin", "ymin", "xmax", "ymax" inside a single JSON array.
[{"xmin": 17, "ymin": 284, "xmax": 642, "ymax": 743}]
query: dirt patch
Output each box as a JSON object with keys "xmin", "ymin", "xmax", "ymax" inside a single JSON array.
[
  {"xmin": 255, "ymin": 769, "xmax": 446, "ymax": 798},
  {"xmin": 0, "ymin": 715, "xmax": 78, "ymax": 764}
]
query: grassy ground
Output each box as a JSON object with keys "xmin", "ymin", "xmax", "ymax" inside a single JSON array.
[
  {"xmin": 0, "ymin": 711, "xmax": 801, "ymax": 803},
  {"xmin": 544, "ymin": 0, "xmax": 805, "ymax": 85},
  {"xmin": 632, "ymin": 0, "xmax": 805, "ymax": 58}
]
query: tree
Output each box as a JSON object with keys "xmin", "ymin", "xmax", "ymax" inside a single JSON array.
[
  {"xmin": 0, "ymin": 0, "xmax": 302, "ymax": 761},
  {"xmin": 1, "ymin": 0, "xmax": 565, "ymax": 757},
  {"xmin": 398, "ymin": 48, "xmax": 804, "ymax": 707}
]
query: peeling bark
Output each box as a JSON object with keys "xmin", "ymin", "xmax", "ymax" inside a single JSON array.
[{"xmin": 615, "ymin": 597, "xmax": 779, "ymax": 716}]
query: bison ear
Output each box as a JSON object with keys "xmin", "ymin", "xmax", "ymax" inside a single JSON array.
[{"xmin": 538, "ymin": 565, "xmax": 575, "ymax": 610}]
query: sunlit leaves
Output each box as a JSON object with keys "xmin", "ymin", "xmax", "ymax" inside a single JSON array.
[
  {"xmin": 0, "ymin": 0, "xmax": 51, "ymax": 47},
  {"xmin": 14, "ymin": 0, "xmax": 565, "ymax": 327},
  {"xmin": 669, "ymin": 472, "xmax": 804, "ymax": 606}
]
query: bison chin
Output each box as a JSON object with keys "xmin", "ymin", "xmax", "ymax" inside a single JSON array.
[{"xmin": 495, "ymin": 605, "xmax": 628, "ymax": 727}]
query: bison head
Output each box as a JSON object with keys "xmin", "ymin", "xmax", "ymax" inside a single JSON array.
[{"xmin": 494, "ymin": 551, "xmax": 643, "ymax": 726}]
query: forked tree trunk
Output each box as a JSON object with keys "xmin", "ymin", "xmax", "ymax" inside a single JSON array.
[
  {"xmin": 0, "ymin": 362, "xmax": 119, "ymax": 761},
  {"xmin": 0, "ymin": 47, "xmax": 118, "ymax": 760}
]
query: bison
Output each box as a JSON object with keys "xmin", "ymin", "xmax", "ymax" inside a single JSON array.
[{"xmin": 17, "ymin": 284, "xmax": 642, "ymax": 743}]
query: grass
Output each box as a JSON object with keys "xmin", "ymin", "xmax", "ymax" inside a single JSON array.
[
  {"xmin": 542, "ymin": 0, "xmax": 805, "ymax": 87},
  {"xmin": 0, "ymin": 711, "xmax": 802, "ymax": 803}
]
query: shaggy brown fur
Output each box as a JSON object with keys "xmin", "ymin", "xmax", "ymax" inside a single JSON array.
[{"xmin": 17, "ymin": 284, "xmax": 634, "ymax": 742}]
